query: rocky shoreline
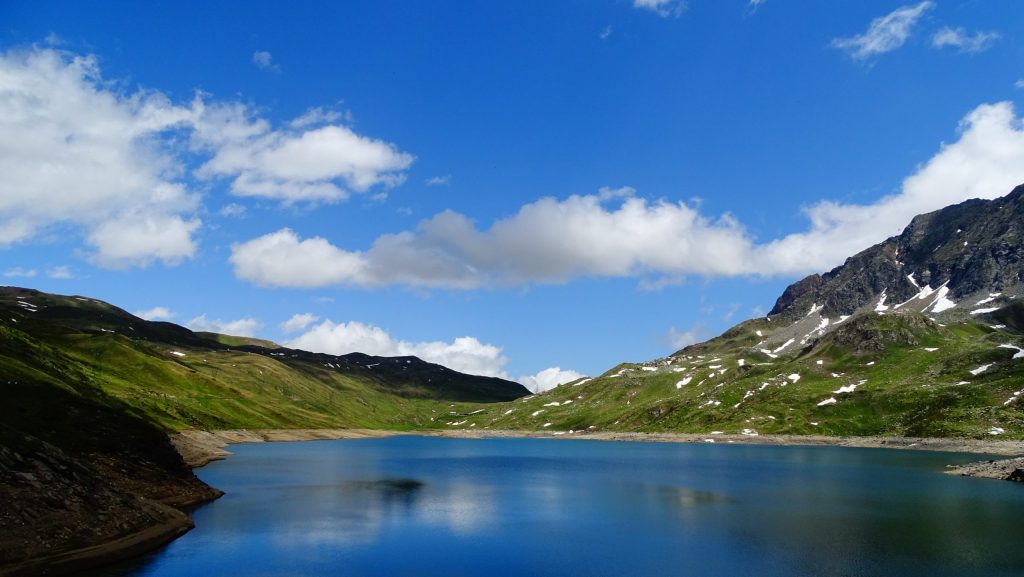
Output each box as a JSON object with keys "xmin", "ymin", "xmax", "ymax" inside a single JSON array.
[{"xmin": 945, "ymin": 456, "xmax": 1024, "ymax": 482}]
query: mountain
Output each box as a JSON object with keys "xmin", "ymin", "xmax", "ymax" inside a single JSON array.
[
  {"xmin": 473, "ymin": 185, "xmax": 1024, "ymax": 439},
  {"xmin": 0, "ymin": 287, "xmax": 528, "ymax": 574}
]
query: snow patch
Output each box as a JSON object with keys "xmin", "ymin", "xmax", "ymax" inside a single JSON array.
[
  {"xmin": 833, "ymin": 380, "xmax": 866, "ymax": 395},
  {"xmin": 772, "ymin": 339, "xmax": 795, "ymax": 354},
  {"xmin": 988, "ymin": 427, "xmax": 1005, "ymax": 436},
  {"xmin": 787, "ymin": 373, "xmax": 801, "ymax": 383},
  {"xmin": 970, "ymin": 307, "xmax": 999, "ymax": 315},
  {"xmin": 676, "ymin": 377, "xmax": 692, "ymax": 389},
  {"xmin": 817, "ymin": 397, "xmax": 837, "ymax": 407},
  {"xmin": 170, "ymin": 351, "xmax": 186, "ymax": 357},
  {"xmin": 976, "ymin": 293, "xmax": 1002, "ymax": 306},
  {"xmin": 923, "ymin": 347, "xmax": 939, "ymax": 352},
  {"xmin": 998, "ymin": 344, "xmax": 1024, "ymax": 360},
  {"xmin": 969, "ymin": 364, "xmax": 992, "ymax": 376},
  {"xmin": 874, "ymin": 291, "xmax": 889, "ymax": 312}
]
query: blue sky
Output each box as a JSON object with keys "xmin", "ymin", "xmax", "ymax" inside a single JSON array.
[{"xmin": 3, "ymin": 1, "xmax": 1024, "ymax": 390}]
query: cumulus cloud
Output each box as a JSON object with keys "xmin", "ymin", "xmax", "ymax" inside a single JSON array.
[
  {"xmin": 0, "ymin": 46, "xmax": 414, "ymax": 268},
  {"xmin": 285, "ymin": 320, "xmax": 508, "ymax": 378},
  {"xmin": 187, "ymin": 314, "xmax": 263, "ymax": 337},
  {"xmin": 230, "ymin": 193, "xmax": 755, "ymax": 289},
  {"xmin": 87, "ymin": 213, "xmax": 201, "ymax": 269},
  {"xmin": 831, "ymin": 2, "xmax": 933, "ymax": 60},
  {"xmin": 517, "ymin": 367, "xmax": 585, "ymax": 394},
  {"xmin": 757, "ymin": 102, "xmax": 1024, "ymax": 274},
  {"xmin": 230, "ymin": 228, "xmax": 371, "ymax": 288},
  {"xmin": 135, "ymin": 306, "xmax": 176, "ymax": 321},
  {"xmin": 0, "ymin": 48, "xmax": 200, "ymax": 266},
  {"xmin": 280, "ymin": 312, "xmax": 320, "ymax": 333},
  {"xmin": 931, "ymin": 27, "xmax": 999, "ymax": 53},
  {"xmin": 230, "ymin": 101, "xmax": 1024, "ymax": 288},
  {"xmin": 425, "ymin": 175, "xmax": 451, "ymax": 186},
  {"xmin": 633, "ymin": 0, "xmax": 685, "ymax": 18}
]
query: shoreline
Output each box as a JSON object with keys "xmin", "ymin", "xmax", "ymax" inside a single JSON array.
[
  {"xmin": 171, "ymin": 428, "xmax": 1024, "ymax": 476},
  {"xmin": 25, "ymin": 428, "xmax": 1012, "ymax": 577},
  {"xmin": 0, "ymin": 506, "xmax": 193, "ymax": 577}
]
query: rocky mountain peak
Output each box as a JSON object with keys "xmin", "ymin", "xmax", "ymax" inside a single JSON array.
[{"xmin": 768, "ymin": 184, "xmax": 1024, "ymax": 322}]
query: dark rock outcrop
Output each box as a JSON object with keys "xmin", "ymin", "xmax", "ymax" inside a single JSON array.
[{"xmin": 769, "ymin": 184, "xmax": 1024, "ymax": 320}]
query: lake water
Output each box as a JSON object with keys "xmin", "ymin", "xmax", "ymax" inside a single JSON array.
[{"xmin": 91, "ymin": 436, "xmax": 1024, "ymax": 577}]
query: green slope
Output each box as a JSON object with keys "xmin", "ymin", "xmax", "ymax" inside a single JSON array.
[
  {"xmin": 0, "ymin": 287, "xmax": 529, "ymax": 434},
  {"xmin": 448, "ymin": 312, "xmax": 1024, "ymax": 439}
]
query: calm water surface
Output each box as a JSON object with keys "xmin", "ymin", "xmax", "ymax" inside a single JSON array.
[{"xmin": 90, "ymin": 436, "xmax": 1024, "ymax": 577}]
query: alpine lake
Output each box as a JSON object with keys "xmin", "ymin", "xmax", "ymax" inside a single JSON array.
[{"xmin": 87, "ymin": 436, "xmax": 1024, "ymax": 577}]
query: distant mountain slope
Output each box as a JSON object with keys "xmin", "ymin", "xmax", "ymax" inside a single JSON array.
[
  {"xmin": 0, "ymin": 286, "xmax": 529, "ymax": 432},
  {"xmin": 465, "ymin": 185, "xmax": 1024, "ymax": 439}
]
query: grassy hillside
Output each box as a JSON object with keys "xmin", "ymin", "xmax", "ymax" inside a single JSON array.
[
  {"xmin": 449, "ymin": 312, "xmax": 1024, "ymax": 439},
  {"xmin": 0, "ymin": 287, "xmax": 528, "ymax": 434}
]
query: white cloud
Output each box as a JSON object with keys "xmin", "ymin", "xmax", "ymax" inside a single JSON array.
[
  {"xmin": 87, "ymin": 212, "xmax": 200, "ymax": 268},
  {"xmin": 47, "ymin": 265, "xmax": 72, "ymax": 279},
  {"xmin": 756, "ymin": 101, "xmax": 1024, "ymax": 274},
  {"xmin": 931, "ymin": 27, "xmax": 999, "ymax": 54},
  {"xmin": 231, "ymin": 101, "xmax": 1024, "ymax": 288},
  {"xmin": 3, "ymin": 267, "xmax": 37, "ymax": 278},
  {"xmin": 251, "ymin": 51, "xmax": 280, "ymax": 72},
  {"xmin": 194, "ymin": 109, "xmax": 414, "ymax": 204},
  {"xmin": 633, "ymin": 0, "xmax": 685, "ymax": 18},
  {"xmin": 1016, "ymin": 79, "xmax": 1024, "ymax": 89},
  {"xmin": 186, "ymin": 314, "xmax": 263, "ymax": 337},
  {"xmin": 285, "ymin": 320, "xmax": 508, "ymax": 378},
  {"xmin": 230, "ymin": 228, "xmax": 371, "ymax": 288},
  {"xmin": 0, "ymin": 46, "xmax": 415, "ymax": 268},
  {"xmin": 230, "ymin": 194, "xmax": 756, "ymax": 289},
  {"xmin": 280, "ymin": 312, "xmax": 320, "ymax": 333},
  {"xmin": 290, "ymin": 106, "xmax": 348, "ymax": 128},
  {"xmin": 0, "ymin": 47, "xmax": 201, "ymax": 267},
  {"xmin": 831, "ymin": 2, "xmax": 933, "ymax": 60},
  {"xmin": 135, "ymin": 306, "xmax": 175, "ymax": 321},
  {"xmin": 668, "ymin": 324, "xmax": 706, "ymax": 350},
  {"xmin": 599, "ymin": 26, "xmax": 613, "ymax": 40},
  {"xmin": 425, "ymin": 174, "xmax": 451, "ymax": 186},
  {"xmin": 517, "ymin": 367, "xmax": 585, "ymax": 394}
]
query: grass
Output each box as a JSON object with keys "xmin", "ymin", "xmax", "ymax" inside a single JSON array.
[{"xmin": 444, "ymin": 312, "xmax": 1024, "ymax": 439}]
